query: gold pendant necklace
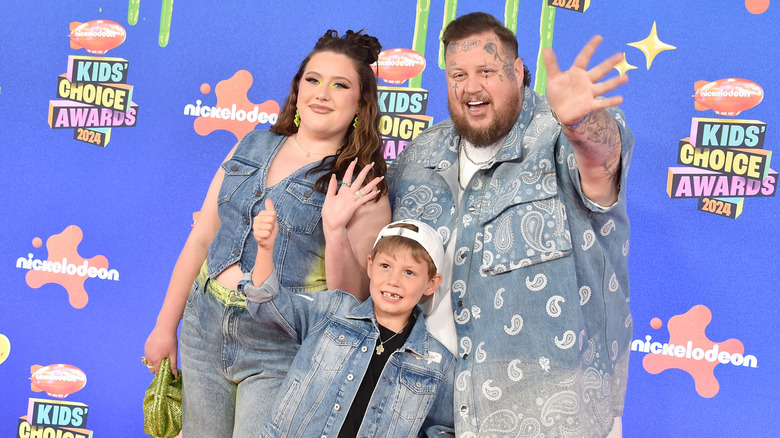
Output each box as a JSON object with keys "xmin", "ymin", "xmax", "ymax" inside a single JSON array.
[
  {"xmin": 375, "ymin": 322, "xmax": 408, "ymax": 355},
  {"xmin": 293, "ymin": 134, "xmax": 328, "ymax": 158}
]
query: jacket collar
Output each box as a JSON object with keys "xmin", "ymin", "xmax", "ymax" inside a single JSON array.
[{"xmin": 347, "ymin": 298, "xmax": 432, "ymax": 358}]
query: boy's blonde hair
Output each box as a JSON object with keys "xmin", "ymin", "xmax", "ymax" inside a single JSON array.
[{"xmin": 371, "ymin": 223, "xmax": 437, "ymax": 279}]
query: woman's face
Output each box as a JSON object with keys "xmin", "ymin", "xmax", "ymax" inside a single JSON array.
[{"xmin": 296, "ymin": 51, "xmax": 361, "ymax": 139}]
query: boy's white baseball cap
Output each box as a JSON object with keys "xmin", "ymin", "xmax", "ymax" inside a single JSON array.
[{"xmin": 373, "ymin": 219, "xmax": 445, "ymax": 274}]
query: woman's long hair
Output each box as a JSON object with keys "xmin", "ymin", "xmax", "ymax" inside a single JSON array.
[{"xmin": 271, "ymin": 29, "xmax": 387, "ymax": 197}]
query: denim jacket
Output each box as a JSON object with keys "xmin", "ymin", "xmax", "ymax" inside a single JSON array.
[
  {"xmin": 244, "ymin": 273, "xmax": 456, "ymax": 438},
  {"xmin": 207, "ymin": 130, "xmax": 331, "ymax": 292},
  {"xmin": 387, "ymin": 88, "xmax": 635, "ymax": 437}
]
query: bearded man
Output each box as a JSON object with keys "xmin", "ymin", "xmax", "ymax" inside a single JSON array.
[{"xmin": 388, "ymin": 11, "xmax": 635, "ymax": 438}]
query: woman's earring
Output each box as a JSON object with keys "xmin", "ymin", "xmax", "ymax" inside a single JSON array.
[
  {"xmin": 352, "ymin": 115, "xmax": 358, "ymax": 129},
  {"xmin": 294, "ymin": 109, "xmax": 301, "ymax": 127}
]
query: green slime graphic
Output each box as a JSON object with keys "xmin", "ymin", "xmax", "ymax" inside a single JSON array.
[
  {"xmin": 534, "ymin": 1, "xmax": 556, "ymax": 95},
  {"xmin": 409, "ymin": 0, "xmax": 430, "ymax": 89},
  {"xmin": 126, "ymin": 0, "xmax": 174, "ymax": 48},
  {"xmin": 128, "ymin": 0, "xmax": 140, "ymax": 25}
]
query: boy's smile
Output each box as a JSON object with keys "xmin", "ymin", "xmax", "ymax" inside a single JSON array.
[{"xmin": 367, "ymin": 250, "xmax": 441, "ymax": 332}]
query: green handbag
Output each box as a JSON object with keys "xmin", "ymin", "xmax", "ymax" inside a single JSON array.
[{"xmin": 143, "ymin": 357, "xmax": 183, "ymax": 438}]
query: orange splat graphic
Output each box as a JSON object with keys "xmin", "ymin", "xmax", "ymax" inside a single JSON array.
[
  {"xmin": 643, "ymin": 305, "xmax": 744, "ymax": 398},
  {"xmin": 26, "ymin": 225, "xmax": 109, "ymax": 309},
  {"xmin": 193, "ymin": 70, "xmax": 280, "ymax": 142},
  {"xmin": 745, "ymin": 0, "xmax": 770, "ymax": 14}
]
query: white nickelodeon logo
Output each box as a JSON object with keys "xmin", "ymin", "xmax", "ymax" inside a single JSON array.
[
  {"xmin": 183, "ymin": 100, "xmax": 278, "ymax": 124},
  {"xmin": 16, "ymin": 254, "xmax": 119, "ymax": 281},
  {"xmin": 631, "ymin": 335, "xmax": 757, "ymax": 368}
]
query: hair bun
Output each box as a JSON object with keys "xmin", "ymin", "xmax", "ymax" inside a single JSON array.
[
  {"xmin": 316, "ymin": 29, "xmax": 381, "ymax": 65},
  {"xmin": 344, "ymin": 30, "xmax": 381, "ymax": 64}
]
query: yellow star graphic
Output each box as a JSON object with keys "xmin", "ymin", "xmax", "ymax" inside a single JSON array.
[
  {"xmin": 627, "ymin": 22, "xmax": 676, "ymax": 69},
  {"xmin": 614, "ymin": 53, "xmax": 637, "ymax": 76}
]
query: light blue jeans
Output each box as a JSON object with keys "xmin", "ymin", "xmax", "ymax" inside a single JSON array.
[{"xmin": 180, "ymin": 264, "xmax": 298, "ymax": 438}]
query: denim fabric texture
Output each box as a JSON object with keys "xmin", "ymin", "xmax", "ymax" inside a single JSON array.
[
  {"xmin": 180, "ymin": 264, "xmax": 298, "ymax": 438},
  {"xmin": 181, "ymin": 129, "xmax": 333, "ymax": 437},
  {"xmin": 387, "ymin": 87, "xmax": 635, "ymax": 438},
  {"xmin": 244, "ymin": 273, "xmax": 456, "ymax": 438},
  {"xmin": 208, "ymin": 129, "xmax": 331, "ymax": 293}
]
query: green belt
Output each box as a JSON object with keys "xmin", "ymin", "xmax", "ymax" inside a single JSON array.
[{"xmin": 198, "ymin": 263, "xmax": 246, "ymax": 308}]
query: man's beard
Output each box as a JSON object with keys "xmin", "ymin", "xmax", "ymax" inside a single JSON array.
[{"xmin": 449, "ymin": 91, "xmax": 522, "ymax": 147}]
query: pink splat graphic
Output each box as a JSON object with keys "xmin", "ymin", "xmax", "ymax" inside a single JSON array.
[
  {"xmin": 193, "ymin": 70, "xmax": 280, "ymax": 142},
  {"xmin": 643, "ymin": 305, "xmax": 745, "ymax": 398},
  {"xmin": 25, "ymin": 225, "xmax": 109, "ymax": 309}
]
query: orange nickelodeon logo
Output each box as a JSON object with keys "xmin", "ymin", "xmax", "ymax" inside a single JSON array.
[
  {"xmin": 693, "ymin": 78, "xmax": 763, "ymax": 117},
  {"xmin": 30, "ymin": 364, "xmax": 87, "ymax": 399},
  {"xmin": 373, "ymin": 48, "xmax": 426, "ymax": 85},
  {"xmin": 69, "ymin": 20, "xmax": 127, "ymax": 54}
]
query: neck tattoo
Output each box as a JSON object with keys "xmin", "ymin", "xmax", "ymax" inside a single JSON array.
[
  {"xmin": 376, "ymin": 321, "xmax": 409, "ymax": 355},
  {"xmin": 293, "ymin": 134, "xmax": 329, "ymax": 158}
]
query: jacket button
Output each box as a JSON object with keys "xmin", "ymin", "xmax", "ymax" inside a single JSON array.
[
  {"xmin": 347, "ymin": 374, "xmax": 354, "ymax": 381},
  {"xmin": 338, "ymin": 334, "xmax": 345, "ymax": 340},
  {"xmin": 255, "ymin": 190, "xmax": 263, "ymax": 197},
  {"xmin": 416, "ymin": 382, "xmax": 422, "ymax": 388},
  {"xmin": 361, "ymin": 346, "xmax": 368, "ymax": 352},
  {"xmin": 244, "ymin": 218, "xmax": 250, "ymax": 225},
  {"xmin": 304, "ymin": 191, "xmax": 312, "ymax": 198},
  {"xmin": 468, "ymin": 206, "xmax": 476, "ymax": 212},
  {"xmin": 231, "ymin": 165, "xmax": 239, "ymax": 171},
  {"xmin": 334, "ymin": 403, "xmax": 340, "ymax": 411}
]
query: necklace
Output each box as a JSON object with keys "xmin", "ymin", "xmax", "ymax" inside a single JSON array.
[
  {"xmin": 293, "ymin": 134, "xmax": 329, "ymax": 158},
  {"xmin": 457, "ymin": 139, "xmax": 500, "ymax": 191},
  {"xmin": 462, "ymin": 141, "xmax": 499, "ymax": 165},
  {"xmin": 375, "ymin": 322, "xmax": 408, "ymax": 355}
]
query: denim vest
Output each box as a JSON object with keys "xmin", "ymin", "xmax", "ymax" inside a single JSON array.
[
  {"xmin": 207, "ymin": 130, "xmax": 331, "ymax": 292},
  {"xmin": 244, "ymin": 276, "xmax": 456, "ymax": 437},
  {"xmin": 387, "ymin": 88, "xmax": 635, "ymax": 438}
]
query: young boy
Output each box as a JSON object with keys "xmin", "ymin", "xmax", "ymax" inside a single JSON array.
[{"xmin": 241, "ymin": 199, "xmax": 455, "ymax": 438}]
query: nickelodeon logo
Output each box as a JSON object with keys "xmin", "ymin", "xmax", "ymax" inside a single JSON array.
[
  {"xmin": 631, "ymin": 305, "xmax": 757, "ymax": 398},
  {"xmin": 183, "ymin": 70, "xmax": 280, "ymax": 142},
  {"xmin": 15, "ymin": 225, "xmax": 119, "ymax": 309}
]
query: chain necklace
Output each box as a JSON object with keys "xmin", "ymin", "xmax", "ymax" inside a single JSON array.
[
  {"xmin": 375, "ymin": 321, "xmax": 409, "ymax": 355},
  {"xmin": 458, "ymin": 139, "xmax": 499, "ymax": 191},
  {"xmin": 293, "ymin": 134, "xmax": 329, "ymax": 158}
]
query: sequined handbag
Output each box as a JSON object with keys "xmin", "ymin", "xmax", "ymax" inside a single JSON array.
[{"xmin": 143, "ymin": 357, "xmax": 183, "ymax": 438}]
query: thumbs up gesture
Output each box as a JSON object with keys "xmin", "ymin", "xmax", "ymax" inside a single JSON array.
[{"xmin": 253, "ymin": 198, "xmax": 278, "ymax": 252}]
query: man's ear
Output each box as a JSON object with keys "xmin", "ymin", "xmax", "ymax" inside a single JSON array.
[
  {"xmin": 423, "ymin": 274, "xmax": 443, "ymax": 296},
  {"xmin": 514, "ymin": 57, "xmax": 524, "ymax": 84}
]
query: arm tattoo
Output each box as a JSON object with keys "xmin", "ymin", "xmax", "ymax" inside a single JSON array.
[{"xmin": 569, "ymin": 110, "xmax": 622, "ymax": 178}]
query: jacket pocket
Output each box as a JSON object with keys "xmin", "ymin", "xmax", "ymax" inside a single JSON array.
[
  {"xmin": 218, "ymin": 158, "xmax": 258, "ymax": 205},
  {"xmin": 479, "ymin": 172, "xmax": 572, "ymax": 275},
  {"xmin": 275, "ymin": 179, "xmax": 326, "ymax": 235},
  {"xmin": 312, "ymin": 320, "xmax": 364, "ymax": 371},
  {"xmin": 394, "ymin": 367, "xmax": 438, "ymax": 421}
]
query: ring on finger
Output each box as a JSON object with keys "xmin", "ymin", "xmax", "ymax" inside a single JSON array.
[
  {"xmin": 354, "ymin": 190, "xmax": 363, "ymax": 199},
  {"xmin": 339, "ymin": 180, "xmax": 352, "ymax": 187}
]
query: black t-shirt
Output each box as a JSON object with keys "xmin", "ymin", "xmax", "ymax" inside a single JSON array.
[{"xmin": 337, "ymin": 316, "xmax": 415, "ymax": 438}]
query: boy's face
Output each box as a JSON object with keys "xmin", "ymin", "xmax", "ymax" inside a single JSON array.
[{"xmin": 367, "ymin": 248, "xmax": 442, "ymax": 332}]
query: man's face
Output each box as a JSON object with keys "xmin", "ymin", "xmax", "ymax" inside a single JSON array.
[{"xmin": 445, "ymin": 31, "xmax": 524, "ymax": 147}]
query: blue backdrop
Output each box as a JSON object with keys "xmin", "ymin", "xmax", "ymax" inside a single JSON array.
[{"xmin": 1, "ymin": 1, "xmax": 778, "ymax": 436}]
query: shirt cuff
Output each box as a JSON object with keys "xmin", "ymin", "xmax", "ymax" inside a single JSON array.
[{"xmin": 239, "ymin": 269, "xmax": 279, "ymax": 303}]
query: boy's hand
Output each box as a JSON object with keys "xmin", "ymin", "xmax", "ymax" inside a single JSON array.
[{"xmin": 253, "ymin": 199, "xmax": 278, "ymax": 251}]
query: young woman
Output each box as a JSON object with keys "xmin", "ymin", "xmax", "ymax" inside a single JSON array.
[{"xmin": 143, "ymin": 29, "xmax": 391, "ymax": 438}]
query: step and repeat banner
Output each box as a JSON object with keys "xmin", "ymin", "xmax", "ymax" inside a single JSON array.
[{"xmin": 1, "ymin": 1, "xmax": 778, "ymax": 436}]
